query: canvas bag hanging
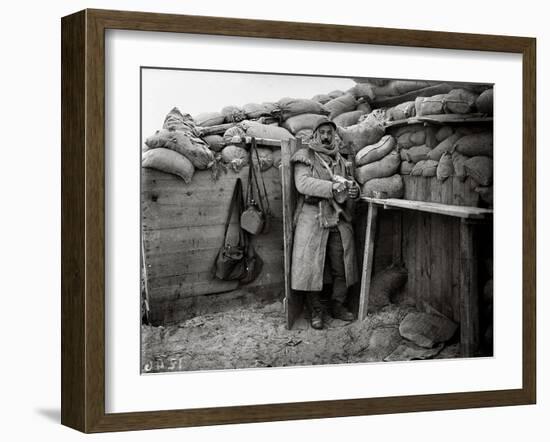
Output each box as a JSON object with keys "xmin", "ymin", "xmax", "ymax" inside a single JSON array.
[
  {"xmin": 212, "ymin": 178, "xmax": 248, "ymax": 281},
  {"xmin": 240, "ymin": 138, "xmax": 272, "ymax": 234},
  {"xmin": 212, "ymin": 178, "xmax": 264, "ymax": 284}
]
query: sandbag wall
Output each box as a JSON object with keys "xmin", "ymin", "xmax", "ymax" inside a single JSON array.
[
  {"xmin": 350, "ymin": 79, "xmax": 494, "ymax": 338},
  {"xmin": 349, "ymin": 81, "xmax": 494, "ymax": 207}
]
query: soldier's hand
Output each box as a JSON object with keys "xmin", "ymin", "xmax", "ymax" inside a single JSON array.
[{"xmin": 347, "ymin": 184, "xmax": 360, "ymax": 199}]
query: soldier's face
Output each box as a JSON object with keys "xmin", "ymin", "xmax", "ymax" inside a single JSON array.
[{"xmin": 318, "ymin": 125, "xmax": 334, "ymax": 145}]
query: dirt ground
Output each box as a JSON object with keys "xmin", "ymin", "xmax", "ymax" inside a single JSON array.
[{"xmin": 141, "ymin": 294, "xmax": 460, "ymax": 373}]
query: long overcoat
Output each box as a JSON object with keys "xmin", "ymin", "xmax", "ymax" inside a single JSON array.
[{"xmin": 290, "ymin": 147, "xmax": 359, "ymax": 291}]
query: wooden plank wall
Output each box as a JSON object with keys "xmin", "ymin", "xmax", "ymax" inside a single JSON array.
[
  {"xmin": 398, "ymin": 175, "xmax": 490, "ymax": 323},
  {"xmin": 142, "ymin": 166, "xmax": 284, "ymax": 324}
]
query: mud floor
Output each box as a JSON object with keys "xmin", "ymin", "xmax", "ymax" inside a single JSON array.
[{"xmin": 141, "ymin": 296, "xmax": 460, "ymax": 373}]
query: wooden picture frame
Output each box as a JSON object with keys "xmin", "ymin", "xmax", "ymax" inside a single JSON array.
[{"xmin": 61, "ymin": 8, "xmax": 536, "ymax": 433}]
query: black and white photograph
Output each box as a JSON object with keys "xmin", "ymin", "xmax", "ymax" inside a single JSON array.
[{"xmin": 140, "ymin": 69, "xmax": 494, "ymax": 373}]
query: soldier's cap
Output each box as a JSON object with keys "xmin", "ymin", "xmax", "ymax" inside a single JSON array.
[{"xmin": 312, "ymin": 118, "xmax": 337, "ymax": 133}]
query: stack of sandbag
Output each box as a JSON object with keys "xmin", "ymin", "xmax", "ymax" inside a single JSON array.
[
  {"xmin": 271, "ymin": 97, "xmax": 331, "ymax": 142},
  {"xmin": 355, "ymin": 135, "xmax": 404, "ymax": 198},
  {"xmin": 394, "ymin": 123, "xmax": 494, "ymax": 205},
  {"xmin": 143, "ymin": 107, "xmax": 216, "ymax": 182},
  {"xmin": 454, "ymin": 131, "xmax": 494, "ymax": 204}
]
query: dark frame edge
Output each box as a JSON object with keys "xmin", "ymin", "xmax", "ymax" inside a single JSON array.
[
  {"xmin": 522, "ymin": 37, "xmax": 536, "ymax": 405},
  {"xmin": 60, "ymin": 8, "xmax": 537, "ymax": 433},
  {"xmin": 61, "ymin": 9, "xmax": 87, "ymax": 432}
]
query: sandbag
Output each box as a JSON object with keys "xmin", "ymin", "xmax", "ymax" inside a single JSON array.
[
  {"xmin": 410, "ymin": 130, "xmax": 426, "ymax": 146},
  {"xmin": 337, "ymin": 115, "xmax": 385, "ymax": 153},
  {"xmin": 347, "ymin": 83, "xmax": 376, "ymax": 100},
  {"xmin": 355, "ymin": 135, "xmax": 396, "ymax": 166},
  {"xmin": 193, "ymin": 111, "xmax": 225, "ymax": 127},
  {"xmin": 282, "ymin": 113, "xmax": 327, "ymax": 134},
  {"xmin": 262, "ymin": 102, "xmax": 278, "ymax": 114},
  {"xmin": 311, "ymin": 93, "xmax": 332, "ymax": 104},
  {"xmin": 397, "ymin": 128, "xmax": 426, "ymax": 149},
  {"xmin": 451, "ymin": 151, "xmax": 469, "ymax": 181},
  {"xmin": 464, "ymin": 156, "xmax": 493, "ymax": 186},
  {"xmin": 374, "ymin": 80, "xmax": 436, "ymax": 97},
  {"xmin": 272, "ymin": 149, "xmax": 282, "ymax": 168},
  {"xmin": 391, "ymin": 123, "xmax": 425, "ymax": 139},
  {"xmin": 144, "ymin": 129, "xmax": 214, "ymax": 169},
  {"xmin": 475, "ymin": 185, "xmax": 493, "ymax": 206},
  {"xmin": 324, "ymin": 94, "xmax": 358, "ymax": 119},
  {"xmin": 254, "ymin": 147, "xmax": 274, "ymax": 171},
  {"xmin": 276, "ymin": 97, "xmax": 329, "ymax": 120},
  {"xmin": 332, "ymin": 110, "xmax": 366, "ymax": 128},
  {"xmin": 243, "ymin": 121, "xmax": 294, "ymax": 141},
  {"xmin": 295, "ymin": 129, "xmax": 313, "ymax": 140},
  {"xmin": 399, "ymin": 312, "xmax": 457, "ymax": 348},
  {"xmin": 369, "ymin": 264, "xmax": 408, "ymax": 309},
  {"xmin": 202, "ymin": 134, "xmax": 225, "ymax": 152},
  {"xmin": 385, "ymin": 101, "xmax": 416, "ymax": 121},
  {"xmin": 356, "ymin": 101, "xmax": 372, "ymax": 113},
  {"xmin": 435, "ymin": 126, "xmax": 454, "ymax": 142},
  {"xmin": 243, "ymin": 102, "xmax": 271, "ymax": 119},
  {"xmin": 476, "ymin": 88, "xmax": 493, "ymax": 115},
  {"xmin": 404, "ymin": 144, "xmax": 431, "ymax": 163},
  {"xmin": 355, "ymin": 151, "xmax": 400, "ymax": 184},
  {"xmin": 223, "ymin": 125, "xmax": 246, "ymax": 143},
  {"xmin": 415, "ymin": 94, "xmax": 447, "ymax": 116},
  {"xmin": 453, "ymin": 132, "xmax": 493, "ymax": 157},
  {"xmin": 410, "ymin": 159, "xmax": 438, "ymax": 177},
  {"xmin": 163, "ymin": 107, "xmax": 195, "ymax": 131},
  {"xmin": 221, "ymin": 145, "xmax": 249, "ymax": 171},
  {"xmin": 437, "ymin": 152, "xmax": 454, "ymax": 181},
  {"xmin": 400, "ymin": 161, "xmax": 415, "ymax": 175},
  {"xmin": 328, "ymin": 90, "xmax": 345, "ymax": 99},
  {"xmin": 445, "ymin": 88, "xmax": 478, "ymax": 114},
  {"xmin": 427, "ymin": 133, "xmax": 461, "ymax": 161},
  {"xmin": 361, "ymin": 174, "xmax": 404, "ymax": 198},
  {"xmin": 142, "ymin": 148, "xmax": 195, "ymax": 183},
  {"xmin": 221, "ymin": 105, "xmax": 247, "ymax": 123}
]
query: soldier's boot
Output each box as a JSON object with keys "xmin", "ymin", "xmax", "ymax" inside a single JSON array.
[
  {"xmin": 330, "ymin": 300, "xmax": 354, "ymax": 322},
  {"xmin": 306, "ymin": 292, "xmax": 324, "ymax": 330}
]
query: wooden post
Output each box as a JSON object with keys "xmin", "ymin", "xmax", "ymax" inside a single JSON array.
[
  {"xmin": 358, "ymin": 202, "xmax": 378, "ymax": 321},
  {"xmin": 459, "ymin": 219, "xmax": 479, "ymax": 357},
  {"xmin": 281, "ymin": 138, "xmax": 302, "ymax": 329}
]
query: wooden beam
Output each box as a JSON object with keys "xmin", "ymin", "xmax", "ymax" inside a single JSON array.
[
  {"xmin": 361, "ymin": 197, "xmax": 493, "ymax": 219},
  {"xmin": 384, "ymin": 113, "xmax": 492, "ymax": 129},
  {"xmin": 358, "ymin": 202, "xmax": 378, "ymax": 320},
  {"xmin": 281, "ymin": 138, "xmax": 302, "ymax": 329},
  {"xmin": 197, "ymin": 118, "xmax": 280, "ymax": 136},
  {"xmin": 459, "ymin": 219, "xmax": 480, "ymax": 357}
]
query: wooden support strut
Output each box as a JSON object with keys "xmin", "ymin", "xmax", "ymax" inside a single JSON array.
[
  {"xmin": 358, "ymin": 202, "xmax": 378, "ymax": 321},
  {"xmin": 358, "ymin": 197, "xmax": 490, "ymax": 357},
  {"xmin": 459, "ymin": 218, "xmax": 480, "ymax": 357}
]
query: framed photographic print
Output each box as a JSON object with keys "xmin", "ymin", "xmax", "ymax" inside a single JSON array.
[{"xmin": 61, "ymin": 9, "xmax": 536, "ymax": 433}]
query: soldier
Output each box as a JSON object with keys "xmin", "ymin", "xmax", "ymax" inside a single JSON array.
[{"xmin": 290, "ymin": 119, "xmax": 360, "ymax": 329}]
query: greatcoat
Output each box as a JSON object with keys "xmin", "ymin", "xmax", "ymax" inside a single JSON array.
[{"xmin": 290, "ymin": 147, "xmax": 359, "ymax": 292}]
